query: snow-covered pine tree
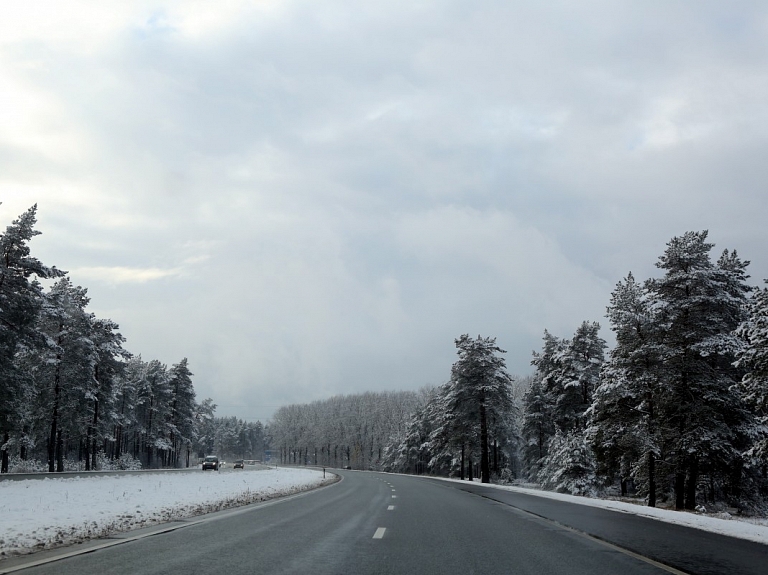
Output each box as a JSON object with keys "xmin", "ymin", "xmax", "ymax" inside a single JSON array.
[
  {"xmin": 446, "ymin": 334, "xmax": 515, "ymax": 483},
  {"xmin": 36, "ymin": 278, "xmax": 96, "ymax": 472},
  {"xmin": 521, "ymin": 376, "xmax": 554, "ymax": 479},
  {"xmin": 167, "ymin": 358, "xmax": 196, "ymax": 467},
  {"xmin": 533, "ymin": 323, "xmax": 605, "ymax": 494},
  {"xmin": 0, "ymin": 205, "xmax": 62, "ymax": 472},
  {"xmin": 649, "ymin": 231, "xmax": 752, "ymax": 509},
  {"xmin": 551, "ymin": 321, "xmax": 606, "ymax": 434},
  {"xmin": 134, "ymin": 359, "xmax": 172, "ymax": 468},
  {"xmin": 85, "ymin": 316, "xmax": 129, "ymax": 470},
  {"xmin": 522, "ymin": 330, "xmax": 563, "ymax": 480},
  {"xmin": 735, "ymin": 281, "xmax": 768, "ymax": 467},
  {"xmin": 589, "ymin": 273, "xmax": 666, "ymax": 506}
]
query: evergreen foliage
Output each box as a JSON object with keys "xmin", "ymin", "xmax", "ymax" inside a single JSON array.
[{"xmin": 0, "ymin": 206, "xmax": 226, "ymax": 472}]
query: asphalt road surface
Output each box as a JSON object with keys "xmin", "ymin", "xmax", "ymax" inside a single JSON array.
[{"xmin": 6, "ymin": 470, "xmax": 766, "ymax": 575}]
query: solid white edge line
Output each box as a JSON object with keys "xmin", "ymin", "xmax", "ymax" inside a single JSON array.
[{"xmin": 373, "ymin": 527, "xmax": 386, "ymax": 539}]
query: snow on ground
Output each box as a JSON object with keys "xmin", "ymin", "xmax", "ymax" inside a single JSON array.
[
  {"xmin": 0, "ymin": 467, "xmax": 332, "ymax": 558},
  {"xmin": 430, "ymin": 476, "xmax": 768, "ymax": 545}
]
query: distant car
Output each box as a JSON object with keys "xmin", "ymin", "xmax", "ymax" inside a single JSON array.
[
  {"xmin": 344, "ymin": 465, "xmax": 352, "ymax": 470},
  {"xmin": 234, "ymin": 459, "xmax": 244, "ymax": 469},
  {"xmin": 202, "ymin": 455, "xmax": 220, "ymax": 471}
]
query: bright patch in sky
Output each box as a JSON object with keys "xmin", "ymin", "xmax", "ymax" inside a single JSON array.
[{"xmin": 2, "ymin": 1, "xmax": 767, "ymax": 421}]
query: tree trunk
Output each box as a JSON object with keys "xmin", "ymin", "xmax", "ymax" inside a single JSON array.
[
  {"xmin": 460, "ymin": 443, "xmax": 465, "ymax": 480},
  {"xmin": 48, "ymin": 354, "xmax": 62, "ymax": 472},
  {"xmin": 56, "ymin": 429, "xmax": 64, "ymax": 472},
  {"xmin": 1, "ymin": 431, "xmax": 9, "ymax": 473},
  {"xmin": 730, "ymin": 460, "xmax": 743, "ymax": 500},
  {"xmin": 467, "ymin": 455, "xmax": 473, "ymax": 482},
  {"xmin": 685, "ymin": 458, "xmax": 698, "ymax": 510},
  {"xmin": 675, "ymin": 469, "xmax": 685, "ymax": 510},
  {"xmin": 647, "ymin": 451, "xmax": 656, "ymax": 507},
  {"xmin": 90, "ymin": 367, "xmax": 100, "ymax": 471},
  {"xmin": 479, "ymin": 395, "xmax": 490, "ymax": 483}
]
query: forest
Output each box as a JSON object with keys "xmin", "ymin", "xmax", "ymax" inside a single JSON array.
[
  {"xmin": 0, "ymin": 205, "xmax": 265, "ymax": 472},
  {"xmin": 273, "ymin": 231, "xmax": 768, "ymax": 512},
  {"xmin": 3, "ymin": 205, "xmax": 767, "ymax": 513}
]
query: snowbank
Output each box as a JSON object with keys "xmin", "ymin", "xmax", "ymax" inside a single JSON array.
[{"xmin": 0, "ymin": 467, "xmax": 331, "ymax": 557}]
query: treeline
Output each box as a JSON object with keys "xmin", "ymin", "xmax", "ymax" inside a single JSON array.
[
  {"xmin": 268, "ymin": 390, "xmax": 425, "ymax": 468},
  {"xmin": 269, "ymin": 336, "xmax": 525, "ymax": 482},
  {"xmin": 266, "ymin": 230, "xmax": 768, "ymax": 513},
  {"xmin": 0, "ymin": 205, "xmax": 230, "ymax": 472},
  {"xmin": 522, "ymin": 231, "xmax": 768, "ymax": 510},
  {"xmin": 197, "ymin": 411, "xmax": 267, "ymax": 461}
]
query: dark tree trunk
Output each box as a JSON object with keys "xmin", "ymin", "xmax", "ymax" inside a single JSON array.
[
  {"xmin": 1, "ymin": 431, "xmax": 9, "ymax": 473},
  {"xmin": 467, "ymin": 455, "xmax": 473, "ymax": 482},
  {"xmin": 675, "ymin": 469, "xmax": 685, "ymax": 510},
  {"xmin": 730, "ymin": 460, "xmax": 743, "ymax": 500},
  {"xmin": 90, "ymin": 367, "xmax": 100, "ymax": 471},
  {"xmin": 493, "ymin": 439, "xmax": 498, "ymax": 474},
  {"xmin": 648, "ymin": 451, "xmax": 656, "ymax": 507},
  {"xmin": 48, "ymin": 353, "xmax": 62, "ymax": 472},
  {"xmin": 56, "ymin": 429, "xmax": 64, "ymax": 472},
  {"xmin": 479, "ymin": 394, "xmax": 490, "ymax": 483},
  {"xmin": 460, "ymin": 443, "xmax": 465, "ymax": 480},
  {"xmin": 685, "ymin": 458, "xmax": 698, "ymax": 510}
]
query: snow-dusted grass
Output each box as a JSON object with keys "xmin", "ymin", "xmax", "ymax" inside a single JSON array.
[
  {"xmin": 430, "ymin": 476, "xmax": 768, "ymax": 545},
  {"xmin": 0, "ymin": 467, "xmax": 332, "ymax": 558}
]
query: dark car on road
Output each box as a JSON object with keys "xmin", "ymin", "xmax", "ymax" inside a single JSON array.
[
  {"xmin": 234, "ymin": 459, "xmax": 244, "ymax": 469},
  {"xmin": 202, "ymin": 455, "xmax": 220, "ymax": 471}
]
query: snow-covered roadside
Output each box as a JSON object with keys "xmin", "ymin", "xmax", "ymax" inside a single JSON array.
[
  {"xmin": 0, "ymin": 467, "xmax": 333, "ymax": 558},
  {"xmin": 429, "ymin": 476, "xmax": 768, "ymax": 545}
]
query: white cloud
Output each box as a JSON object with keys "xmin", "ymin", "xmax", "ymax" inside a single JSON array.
[
  {"xmin": 2, "ymin": 1, "xmax": 768, "ymax": 419},
  {"xmin": 69, "ymin": 266, "xmax": 183, "ymax": 285}
]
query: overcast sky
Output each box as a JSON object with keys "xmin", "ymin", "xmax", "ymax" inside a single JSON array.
[{"xmin": 2, "ymin": 1, "xmax": 767, "ymax": 422}]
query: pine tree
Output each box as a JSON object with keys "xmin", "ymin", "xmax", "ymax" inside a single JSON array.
[
  {"xmin": 735, "ymin": 281, "xmax": 768, "ymax": 464},
  {"xmin": 167, "ymin": 358, "xmax": 196, "ymax": 467},
  {"xmin": 37, "ymin": 279, "xmax": 95, "ymax": 472},
  {"xmin": 0, "ymin": 205, "xmax": 62, "ymax": 472},
  {"xmin": 589, "ymin": 273, "xmax": 666, "ymax": 505},
  {"xmin": 648, "ymin": 231, "xmax": 751, "ymax": 509},
  {"xmin": 522, "ymin": 331, "xmax": 563, "ymax": 479},
  {"xmin": 521, "ymin": 376, "xmax": 554, "ymax": 479},
  {"xmin": 445, "ymin": 335, "xmax": 515, "ymax": 483},
  {"xmin": 531, "ymin": 323, "xmax": 605, "ymax": 493}
]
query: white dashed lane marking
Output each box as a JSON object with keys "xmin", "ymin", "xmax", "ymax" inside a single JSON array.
[
  {"xmin": 388, "ymin": 505, "xmax": 395, "ymax": 511},
  {"xmin": 391, "ymin": 495, "xmax": 397, "ymax": 498},
  {"xmin": 373, "ymin": 528, "xmax": 386, "ymax": 539}
]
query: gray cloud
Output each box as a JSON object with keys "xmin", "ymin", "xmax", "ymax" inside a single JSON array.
[{"xmin": 2, "ymin": 1, "xmax": 767, "ymax": 420}]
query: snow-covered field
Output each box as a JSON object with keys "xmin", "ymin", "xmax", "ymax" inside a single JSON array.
[
  {"xmin": 0, "ymin": 467, "xmax": 331, "ymax": 558},
  {"xmin": 432, "ymin": 476, "xmax": 768, "ymax": 545}
]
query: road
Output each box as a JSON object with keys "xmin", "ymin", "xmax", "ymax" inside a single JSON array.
[{"xmin": 5, "ymin": 470, "xmax": 766, "ymax": 575}]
